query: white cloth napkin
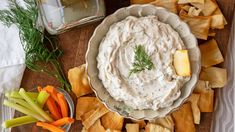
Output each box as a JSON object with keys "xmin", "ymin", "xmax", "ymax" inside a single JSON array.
[
  {"xmin": 211, "ymin": 12, "xmax": 235, "ymax": 132},
  {"xmin": 0, "ymin": 0, "xmax": 26, "ymax": 93},
  {"xmin": 0, "ymin": 0, "xmax": 26, "ymax": 131}
]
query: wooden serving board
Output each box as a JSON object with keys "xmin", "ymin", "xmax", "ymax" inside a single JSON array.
[{"xmin": 15, "ymin": 0, "xmax": 235, "ymax": 132}]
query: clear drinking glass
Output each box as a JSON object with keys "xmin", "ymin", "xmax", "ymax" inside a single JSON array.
[{"xmin": 37, "ymin": 0, "xmax": 106, "ymax": 34}]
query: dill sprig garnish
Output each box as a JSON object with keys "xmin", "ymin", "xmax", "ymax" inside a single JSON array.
[
  {"xmin": 0, "ymin": 0, "xmax": 71, "ymax": 91},
  {"xmin": 129, "ymin": 45, "xmax": 154, "ymax": 77}
]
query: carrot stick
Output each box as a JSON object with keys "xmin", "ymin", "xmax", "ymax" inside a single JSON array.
[
  {"xmin": 51, "ymin": 117, "xmax": 74, "ymax": 127},
  {"xmin": 46, "ymin": 97, "xmax": 61, "ymax": 120},
  {"xmin": 36, "ymin": 122, "xmax": 64, "ymax": 132},
  {"xmin": 57, "ymin": 93, "xmax": 68, "ymax": 117},
  {"xmin": 37, "ymin": 86, "xmax": 43, "ymax": 92},
  {"xmin": 44, "ymin": 85, "xmax": 59, "ymax": 103}
]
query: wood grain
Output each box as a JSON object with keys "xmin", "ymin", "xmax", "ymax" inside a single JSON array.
[{"xmin": 17, "ymin": 0, "xmax": 234, "ymax": 132}]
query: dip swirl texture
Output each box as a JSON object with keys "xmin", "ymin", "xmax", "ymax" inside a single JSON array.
[{"xmin": 97, "ymin": 16, "xmax": 189, "ymax": 110}]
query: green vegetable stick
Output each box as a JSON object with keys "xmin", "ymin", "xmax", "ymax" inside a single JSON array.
[
  {"xmin": 8, "ymin": 98, "xmax": 38, "ymax": 114},
  {"xmin": 9, "ymin": 98, "xmax": 33, "ymax": 109},
  {"xmin": 5, "ymin": 92, "xmax": 10, "ymax": 98},
  {"xmin": 2, "ymin": 116, "xmax": 38, "ymax": 128},
  {"xmin": 37, "ymin": 91, "xmax": 50, "ymax": 107},
  {"xmin": 6, "ymin": 91, "xmax": 38, "ymax": 100},
  {"xmin": 3, "ymin": 100, "xmax": 45, "ymax": 122},
  {"xmin": 19, "ymin": 88, "xmax": 53, "ymax": 122}
]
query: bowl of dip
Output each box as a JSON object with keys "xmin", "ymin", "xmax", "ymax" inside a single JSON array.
[{"xmin": 86, "ymin": 4, "xmax": 201, "ymax": 120}]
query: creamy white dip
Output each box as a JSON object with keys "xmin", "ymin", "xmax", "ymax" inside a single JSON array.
[{"xmin": 97, "ymin": 16, "xmax": 189, "ymax": 110}]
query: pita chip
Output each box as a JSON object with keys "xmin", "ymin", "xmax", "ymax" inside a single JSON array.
[
  {"xmin": 188, "ymin": 6, "xmax": 201, "ymax": 16},
  {"xmin": 181, "ymin": 5, "xmax": 191, "ymax": 12},
  {"xmin": 179, "ymin": 9, "xmax": 188, "ymax": 16},
  {"xmin": 178, "ymin": 0, "xmax": 204, "ymax": 4},
  {"xmin": 82, "ymin": 105, "xmax": 109, "ymax": 129},
  {"xmin": 172, "ymin": 103, "xmax": 196, "ymax": 132},
  {"xmin": 101, "ymin": 111, "xmax": 124, "ymax": 130},
  {"xmin": 199, "ymin": 39, "xmax": 224, "ymax": 67},
  {"xmin": 76, "ymin": 97, "xmax": 103, "ymax": 120},
  {"xmin": 180, "ymin": 15, "xmax": 211, "ymax": 40},
  {"xmin": 88, "ymin": 119, "xmax": 106, "ymax": 132},
  {"xmin": 200, "ymin": 67, "xmax": 227, "ymax": 88},
  {"xmin": 194, "ymin": 80, "xmax": 214, "ymax": 112},
  {"xmin": 211, "ymin": 14, "xmax": 224, "ymax": 29},
  {"xmin": 126, "ymin": 124, "xmax": 139, "ymax": 132},
  {"xmin": 187, "ymin": 94, "xmax": 201, "ymax": 124},
  {"xmin": 145, "ymin": 123, "xmax": 171, "ymax": 132},
  {"xmin": 149, "ymin": 115, "xmax": 174, "ymax": 131},
  {"xmin": 191, "ymin": 0, "xmax": 217, "ymax": 16},
  {"xmin": 68, "ymin": 64, "xmax": 93, "ymax": 97},
  {"xmin": 211, "ymin": 0, "xmax": 227, "ymax": 25},
  {"xmin": 151, "ymin": 0, "xmax": 178, "ymax": 14}
]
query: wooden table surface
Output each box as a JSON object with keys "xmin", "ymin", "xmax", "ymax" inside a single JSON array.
[{"xmin": 18, "ymin": 0, "xmax": 235, "ymax": 132}]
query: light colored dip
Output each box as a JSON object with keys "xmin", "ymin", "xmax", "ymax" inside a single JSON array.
[{"xmin": 97, "ymin": 16, "xmax": 189, "ymax": 110}]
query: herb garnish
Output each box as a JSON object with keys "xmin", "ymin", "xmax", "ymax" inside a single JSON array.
[
  {"xmin": 129, "ymin": 45, "xmax": 154, "ymax": 77},
  {"xmin": 0, "ymin": 0, "xmax": 71, "ymax": 91}
]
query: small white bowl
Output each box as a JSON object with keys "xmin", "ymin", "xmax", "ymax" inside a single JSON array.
[{"xmin": 86, "ymin": 4, "xmax": 201, "ymax": 120}]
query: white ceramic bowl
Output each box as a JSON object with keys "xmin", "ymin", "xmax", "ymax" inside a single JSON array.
[{"xmin": 86, "ymin": 4, "xmax": 201, "ymax": 120}]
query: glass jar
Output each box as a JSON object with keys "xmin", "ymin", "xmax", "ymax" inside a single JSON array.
[{"xmin": 37, "ymin": 0, "xmax": 105, "ymax": 34}]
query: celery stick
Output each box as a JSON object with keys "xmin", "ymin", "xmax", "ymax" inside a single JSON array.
[
  {"xmin": 8, "ymin": 91, "xmax": 22, "ymax": 98},
  {"xmin": 2, "ymin": 116, "xmax": 38, "ymax": 128},
  {"xmin": 19, "ymin": 88, "xmax": 53, "ymax": 122},
  {"xmin": 7, "ymin": 91, "xmax": 38, "ymax": 100},
  {"xmin": 5, "ymin": 92, "xmax": 10, "ymax": 98},
  {"xmin": 8, "ymin": 98, "xmax": 37, "ymax": 114},
  {"xmin": 37, "ymin": 91, "xmax": 50, "ymax": 107},
  {"xmin": 9, "ymin": 98, "xmax": 32, "ymax": 108},
  {"xmin": 3, "ymin": 100, "xmax": 45, "ymax": 122}
]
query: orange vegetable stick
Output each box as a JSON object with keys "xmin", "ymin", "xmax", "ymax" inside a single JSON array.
[
  {"xmin": 37, "ymin": 86, "xmax": 43, "ymax": 92},
  {"xmin": 36, "ymin": 122, "xmax": 65, "ymax": 132},
  {"xmin": 46, "ymin": 96, "xmax": 62, "ymax": 120},
  {"xmin": 51, "ymin": 117, "xmax": 74, "ymax": 127},
  {"xmin": 44, "ymin": 85, "xmax": 59, "ymax": 103},
  {"xmin": 57, "ymin": 93, "xmax": 68, "ymax": 117}
]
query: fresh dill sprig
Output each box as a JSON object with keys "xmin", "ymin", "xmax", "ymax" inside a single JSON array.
[
  {"xmin": 0, "ymin": 0, "xmax": 71, "ymax": 91},
  {"xmin": 129, "ymin": 45, "xmax": 154, "ymax": 77}
]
